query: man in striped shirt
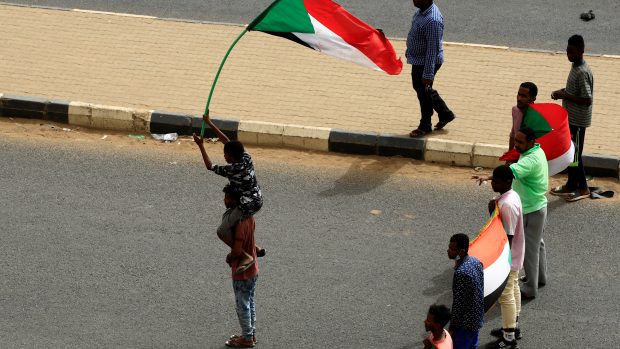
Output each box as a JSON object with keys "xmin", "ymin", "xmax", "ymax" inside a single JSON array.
[
  {"xmin": 550, "ymin": 34, "xmax": 594, "ymax": 202},
  {"xmin": 406, "ymin": 0, "xmax": 455, "ymax": 138}
]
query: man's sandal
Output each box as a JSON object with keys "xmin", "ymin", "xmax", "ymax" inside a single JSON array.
[
  {"xmin": 549, "ymin": 185, "xmax": 574, "ymax": 197},
  {"xmin": 409, "ymin": 129, "xmax": 429, "ymax": 137},
  {"xmin": 235, "ymin": 259, "xmax": 255, "ymax": 275},
  {"xmin": 565, "ymin": 192, "xmax": 590, "ymax": 202}
]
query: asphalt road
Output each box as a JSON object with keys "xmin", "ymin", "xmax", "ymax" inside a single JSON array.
[
  {"xmin": 4, "ymin": 0, "xmax": 620, "ymax": 54},
  {"xmin": 0, "ymin": 131, "xmax": 618, "ymax": 348}
]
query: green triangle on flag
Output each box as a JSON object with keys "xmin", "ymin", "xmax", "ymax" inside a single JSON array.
[
  {"xmin": 248, "ymin": 0, "xmax": 315, "ymax": 33},
  {"xmin": 523, "ymin": 107, "xmax": 552, "ymax": 138}
]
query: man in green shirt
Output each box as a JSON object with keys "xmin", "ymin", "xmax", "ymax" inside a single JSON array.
[{"xmin": 474, "ymin": 127, "xmax": 548, "ymax": 299}]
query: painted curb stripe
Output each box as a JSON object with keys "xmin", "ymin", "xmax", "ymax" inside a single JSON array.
[
  {"xmin": 377, "ymin": 134, "xmax": 425, "ymax": 160},
  {"xmin": 190, "ymin": 116, "xmax": 239, "ymax": 141},
  {"xmin": 0, "ymin": 94, "xmax": 69, "ymax": 123},
  {"xmin": 1, "ymin": 94, "xmax": 618, "ymax": 178},
  {"xmin": 329, "ymin": 129, "xmax": 378, "ymax": 155}
]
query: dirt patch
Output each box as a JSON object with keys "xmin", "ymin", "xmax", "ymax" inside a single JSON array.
[{"xmin": 2, "ymin": 118, "xmax": 618, "ymax": 201}]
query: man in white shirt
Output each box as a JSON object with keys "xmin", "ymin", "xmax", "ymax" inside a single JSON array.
[{"xmin": 488, "ymin": 165, "xmax": 525, "ymax": 348}]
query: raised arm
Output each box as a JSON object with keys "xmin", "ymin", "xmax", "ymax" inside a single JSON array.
[
  {"xmin": 193, "ymin": 133, "xmax": 213, "ymax": 170},
  {"xmin": 203, "ymin": 111, "xmax": 230, "ymax": 144}
]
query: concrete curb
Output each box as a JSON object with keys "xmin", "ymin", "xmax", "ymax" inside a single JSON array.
[{"xmin": 1, "ymin": 94, "xmax": 619, "ymax": 179}]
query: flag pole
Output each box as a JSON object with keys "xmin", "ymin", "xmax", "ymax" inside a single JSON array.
[{"xmin": 200, "ymin": 27, "xmax": 249, "ymax": 138}]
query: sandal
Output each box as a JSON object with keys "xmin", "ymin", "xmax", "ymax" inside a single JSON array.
[
  {"xmin": 550, "ymin": 185, "xmax": 574, "ymax": 197},
  {"xmin": 225, "ymin": 335, "xmax": 255, "ymax": 348},
  {"xmin": 565, "ymin": 192, "xmax": 590, "ymax": 202},
  {"xmin": 409, "ymin": 129, "xmax": 429, "ymax": 137},
  {"xmin": 235, "ymin": 259, "xmax": 255, "ymax": 275}
]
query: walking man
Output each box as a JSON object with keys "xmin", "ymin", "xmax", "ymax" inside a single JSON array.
[
  {"xmin": 447, "ymin": 233, "xmax": 484, "ymax": 349},
  {"xmin": 407, "ymin": 0, "xmax": 455, "ymax": 138},
  {"xmin": 550, "ymin": 34, "xmax": 594, "ymax": 202},
  {"xmin": 475, "ymin": 127, "xmax": 548, "ymax": 299},
  {"xmin": 488, "ymin": 165, "xmax": 525, "ymax": 348}
]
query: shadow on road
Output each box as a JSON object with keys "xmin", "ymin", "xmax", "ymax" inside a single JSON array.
[{"xmin": 318, "ymin": 158, "xmax": 406, "ymax": 197}]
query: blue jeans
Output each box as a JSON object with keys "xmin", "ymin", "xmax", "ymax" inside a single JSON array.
[
  {"xmin": 451, "ymin": 327, "xmax": 479, "ymax": 349},
  {"xmin": 233, "ymin": 276, "xmax": 258, "ymax": 340}
]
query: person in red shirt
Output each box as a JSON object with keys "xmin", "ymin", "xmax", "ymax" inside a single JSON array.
[
  {"xmin": 424, "ymin": 304, "xmax": 453, "ymax": 349},
  {"xmin": 223, "ymin": 185, "xmax": 259, "ymax": 348}
]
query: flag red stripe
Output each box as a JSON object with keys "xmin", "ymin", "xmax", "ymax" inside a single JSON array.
[
  {"xmin": 304, "ymin": 0, "xmax": 402, "ymax": 75},
  {"xmin": 468, "ymin": 212, "xmax": 507, "ymax": 269},
  {"xmin": 530, "ymin": 104, "xmax": 572, "ymax": 159}
]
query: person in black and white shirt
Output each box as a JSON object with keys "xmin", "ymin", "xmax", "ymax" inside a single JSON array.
[{"xmin": 194, "ymin": 112, "xmax": 265, "ymax": 274}]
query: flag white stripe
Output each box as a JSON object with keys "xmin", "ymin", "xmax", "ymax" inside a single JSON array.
[
  {"xmin": 547, "ymin": 141, "xmax": 575, "ymax": 176},
  {"xmin": 483, "ymin": 242, "xmax": 511, "ymax": 297},
  {"xmin": 293, "ymin": 15, "xmax": 382, "ymax": 72}
]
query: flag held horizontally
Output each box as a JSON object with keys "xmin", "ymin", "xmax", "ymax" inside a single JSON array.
[{"xmin": 469, "ymin": 207, "xmax": 511, "ymax": 312}]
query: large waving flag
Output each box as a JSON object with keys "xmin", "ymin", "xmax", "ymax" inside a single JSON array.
[
  {"xmin": 200, "ymin": 0, "xmax": 403, "ymax": 137},
  {"xmin": 248, "ymin": 0, "xmax": 403, "ymax": 75},
  {"xmin": 500, "ymin": 103, "xmax": 575, "ymax": 176},
  {"xmin": 469, "ymin": 207, "xmax": 511, "ymax": 312}
]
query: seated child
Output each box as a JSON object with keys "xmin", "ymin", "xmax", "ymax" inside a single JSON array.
[{"xmin": 424, "ymin": 304, "xmax": 453, "ymax": 349}]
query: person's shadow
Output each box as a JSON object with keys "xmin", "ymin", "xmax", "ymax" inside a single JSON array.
[
  {"xmin": 423, "ymin": 267, "xmax": 453, "ymax": 302},
  {"xmin": 318, "ymin": 158, "xmax": 406, "ymax": 197}
]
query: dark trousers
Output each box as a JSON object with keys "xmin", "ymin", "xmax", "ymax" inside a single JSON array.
[
  {"xmin": 411, "ymin": 64, "xmax": 454, "ymax": 132},
  {"xmin": 566, "ymin": 125, "xmax": 588, "ymax": 190}
]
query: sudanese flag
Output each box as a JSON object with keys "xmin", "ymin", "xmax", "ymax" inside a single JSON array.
[
  {"xmin": 248, "ymin": 0, "xmax": 403, "ymax": 75},
  {"xmin": 501, "ymin": 103, "xmax": 575, "ymax": 176},
  {"xmin": 469, "ymin": 207, "xmax": 511, "ymax": 312}
]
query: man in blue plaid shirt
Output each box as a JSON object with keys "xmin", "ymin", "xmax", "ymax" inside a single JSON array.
[{"xmin": 406, "ymin": 0, "xmax": 455, "ymax": 137}]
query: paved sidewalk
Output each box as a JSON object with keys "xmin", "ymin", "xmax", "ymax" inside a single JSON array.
[{"xmin": 1, "ymin": 4, "xmax": 619, "ymax": 156}]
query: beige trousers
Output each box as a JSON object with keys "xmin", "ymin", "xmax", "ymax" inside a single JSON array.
[{"xmin": 499, "ymin": 270, "xmax": 521, "ymax": 328}]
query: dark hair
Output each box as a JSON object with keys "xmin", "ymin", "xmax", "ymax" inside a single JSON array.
[
  {"xmin": 224, "ymin": 141, "xmax": 245, "ymax": 160},
  {"xmin": 568, "ymin": 34, "xmax": 585, "ymax": 50},
  {"xmin": 518, "ymin": 126, "xmax": 536, "ymax": 141},
  {"xmin": 450, "ymin": 233, "xmax": 469, "ymax": 253},
  {"xmin": 520, "ymin": 81, "xmax": 538, "ymax": 97},
  {"xmin": 493, "ymin": 165, "xmax": 514, "ymax": 182},
  {"xmin": 223, "ymin": 184, "xmax": 241, "ymax": 201},
  {"xmin": 428, "ymin": 304, "xmax": 451, "ymax": 328}
]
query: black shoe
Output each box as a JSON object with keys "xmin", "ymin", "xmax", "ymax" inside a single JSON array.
[
  {"xmin": 490, "ymin": 337, "xmax": 519, "ymax": 348},
  {"xmin": 520, "ymin": 276, "xmax": 546, "ymax": 288},
  {"xmin": 434, "ymin": 114, "xmax": 455, "ymax": 130},
  {"xmin": 520, "ymin": 290, "xmax": 536, "ymax": 300},
  {"xmin": 491, "ymin": 328, "xmax": 521, "ymax": 340}
]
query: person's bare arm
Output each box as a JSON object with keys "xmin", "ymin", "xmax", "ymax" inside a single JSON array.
[
  {"xmin": 551, "ymin": 89, "xmax": 592, "ymax": 106},
  {"xmin": 204, "ymin": 111, "xmax": 230, "ymax": 144},
  {"xmin": 193, "ymin": 133, "xmax": 213, "ymax": 170},
  {"xmin": 472, "ymin": 175, "xmax": 492, "ymax": 185}
]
